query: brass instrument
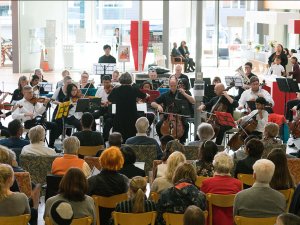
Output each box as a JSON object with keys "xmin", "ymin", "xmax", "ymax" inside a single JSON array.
[{"xmin": 236, "ymin": 66, "xmax": 250, "ymax": 85}]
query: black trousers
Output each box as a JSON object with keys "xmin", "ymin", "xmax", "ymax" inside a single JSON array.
[
  {"xmin": 216, "ymin": 125, "xmax": 232, "ymax": 145},
  {"xmin": 93, "ymin": 108, "xmax": 113, "ymax": 141},
  {"xmin": 285, "ymin": 99, "xmax": 300, "ymax": 122}
]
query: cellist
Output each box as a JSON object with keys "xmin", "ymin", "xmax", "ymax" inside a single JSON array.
[
  {"xmin": 151, "ymin": 77, "xmax": 194, "ymax": 144},
  {"xmin": 198, "ymin": 83, "xmax": 238, "ymax": 145}
]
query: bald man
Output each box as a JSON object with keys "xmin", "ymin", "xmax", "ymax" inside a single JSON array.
[
  {"xmin": 151, "ymin": 78, "xmax": 195, "ymax": 144},
  {"xmin": 198, "ymin": 83, "xmax": 238, "ymax": 145}
]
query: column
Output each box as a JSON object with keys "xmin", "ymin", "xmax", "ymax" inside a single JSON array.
[{"xmin": 162, "ymin": 0, "xmax": 169, "ymax": 67}]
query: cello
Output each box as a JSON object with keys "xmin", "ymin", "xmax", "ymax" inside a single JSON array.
[{"xmin": 227, "ymin": 112, "xmax": 258, "ymax": 151}]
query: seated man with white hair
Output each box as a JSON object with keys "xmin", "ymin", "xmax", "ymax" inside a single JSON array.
[
  {"xmin": 125, "ymin": 117, "xmax": 163, "ymax": 159},
  {"xmin": 233, "ymin": 159, "xmax": 286, "ymax": 218},
  {"xmin": 188, "ymin": 122, "xmax": 215, "ymax": 146},
  {"xmin": 21, "ymin": 125, "xmax": 56, "ymax": 156},
  {"xmin": 51, "ymin": 136, "xmax": 91, "ymax": 177}
]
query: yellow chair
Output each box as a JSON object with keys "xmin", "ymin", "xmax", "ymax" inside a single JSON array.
[
  {"xmin": 237, "ymin": 173, "xmax": 255, "ymax": 188},
  {"xmin": 14, "ymin": 172, "xmax": 32, "ymax": 198},
  {"xmin": 0, "ymin": 214, "xmax": 30, "ymax": 225},
  {"xmin": 92, "ymin": 193, "xmax": 128, "ymax": 225},
  {"xmin": 206, "ymin": 193, "xmax": 236, "ymax": 225},
  {"xmin": 234, "ymin": 216, "xmax": 277, "ymax": 225},
  {"xmin": 112, "ymin": 211, "xmax": 157, "ymax": 225},
  {"xmin": 278, "ymin": 188, "xmax": 295, "ymax": 212},
  {"xmin": 195, "ymin": 176, "xmax": 210, "ymax": 188},
  {"xmin": 163, "ymin": 211, "xmax": 208, "ymax": 225},
  {"xmin": 45, "ymin": 216, "xmax": 93, "ymax": 225},
  {"xmin": 78, "ymin": 145, "xmax": 104, "ymax": 157},
  {"xmin": 149, "ymin": 192, "xmax": 159, "ymax": 203}
]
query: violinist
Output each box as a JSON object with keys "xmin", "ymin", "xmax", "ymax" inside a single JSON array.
[
  {"xmin": 11, "ymin": 76, "xmax": 28, "ymax": 104},
  {"xmin": 238, "ymin": 76, "xmax": 274, "ymax": 111},
  {"xmin": 34, "ymin": 68, "xmax": 47, "ymax": 82},
  {"xmin": 11, "ymin": 85, "xmax": 60, "ymax": 148},
  {"xmin": 236, "ymin": 97, "xmax": 269, "ymax": 139},
  {"xmin": 0, "ymin": 92, "xmax": 12, "ymax": 137},
  {"xmin": 151, "ymin": 77, "xmax": 193, "ymax": 144},
  {"xmin": 147, "ymin": 67, "xmax": 163, "ymax": 90},
  {"xmin": 198, "ymin": 83, "xmax": 238, "ymax": 145},
  {"xmin": 30, "ymin": 75, "xmax": 47, "ymax": 96},
  {"xmin": 79, "ymin": 71, "xmax": 95, "ymax": 89}
]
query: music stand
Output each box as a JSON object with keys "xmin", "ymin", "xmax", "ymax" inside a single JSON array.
[
  {"xmin": 92, "ymin": 63, "xmax": 116, "ymax": 83},
  {"xmin": 174, "ymin": 99, "xmax": 191, "ymax": 117},
  {"xmin": 276, "ymin": 78, "xmax": 300, "ymax": 114},
  {"xmin": 140, "ymin": 89, "xmax": 160, "ymax": 103},
  {"xmin": 55, "ymin": 101, "xmax": 70, "ymax": 141},
  {"xmin": 75, "ymin": 98, "xmax": 90, "ymax": 113},
  {"xmin": 215, "ymin": 111, "xmax": 236, "ymax": 128},
  {"xmin": 204, "ymin": 84, "xmax": 216, "ymax": 103},
  {"xmin": 225, "ymin": 76, "xmax": 243, "ymax": 87}
]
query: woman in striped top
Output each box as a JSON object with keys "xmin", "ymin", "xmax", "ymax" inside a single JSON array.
[{"xmin": 115, "ymin": 176, "xmax": 156, "ymax": 213}]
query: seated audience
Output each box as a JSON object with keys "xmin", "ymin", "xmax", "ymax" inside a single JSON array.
[
  {"xmin": 21, "ymin": 125, "xmax": 56, "ymax": 156},
  {"xmin": 267, "ymin": 148, "xmax": 295, "ymax": 190},
  {"xmin": 51, "ymin": 136, "xmax": 91, "ymax": 177},
  {"xmin": 160, "ymin": 135, "xmax": 174, "ymax": 152},
  {"xmin": 151, "ymin": 151, "xmax": 186, "ymax": 194},
  {"xmin": 234, "ymin": 139, "xmax": 264, "ymax": 179},
  {"xmin": 157, "ymin": 163, "xmax": 206, "ymax": 225},
  {"xmin": 193, "ymin": 140, "xmax": 218, "ymax": 177},
  {"xmin": 108, "ymin": 132, "xmax": 123, "ymax": 148},
  {"xmin": 72, "ymin": 112, "xmax": 104, "ymax": 146},
  {"xmin": 0, "ymin": 119, "xmax": 29, "ymax": 148},
  {"xmin": 119, "ymin": 146, "xmax": 146, "ymax": 179},
  {"xmin": 49, "ymin": 200, "xmax": 74, "ymax": 225},
  {"xmin": 183, "ymin": 205, "xmax": 205, "ymax": 225},
  {"xmin": 201, "ymin": 152, "xmax": 242, "ymax": 225},
  {"xmin": 0, "ymin": 164, "xmax": 39, "ymax": 225},
  {"xmin": 115, "ymin": 176, "xmax": 156, "ymax": 213},
  {"xmin": 233, "ymin": 159, "xmax": 286, "ymax": 218},
  {"xmin": 232, "ymin": 135, "xmax": 258, "ymax": 162},
  {"xmin": 87, "ymin": 146, "xmax": 129, "ymax": 225},
  {"xmin": 262, "ymin": 122, "xmax": 282, "ymax": 158},
  {"xmin": 126, "ymin": 117, "xmax": 162, "ymax": 159},
  {"xmin": 276, "ymin": 213, "xmax": 300, "ymax": 225},
  {"xmin": 44, "ymin": 168, "xmax": 96, "ymax": 225},
  {"xmin": 188, "ymin": 122, "xmax": 215, "ymax": 146},
  {"xmin": 156, "ymin": 140, "xmax": 185, "ymax": 178}
]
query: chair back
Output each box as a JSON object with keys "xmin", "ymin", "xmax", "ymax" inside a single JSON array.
[
  {"xmin": 149, "ymin": 192, "xmax": 159, "ymax": 203},
  {"xmin": 78, "ymin": 145, "xmax": 103, "ymax": 157},
  {"xmin": 234, "ymin": 216, "xmax": 277, "ymax": 225},
  {"xmin": 163, "ymin": 212, "xmax": 208, "ymax": 225},
  {"xmin": 237, "ymin": 173, "xmax": 255, "ymax": 188},
  {"xmin": 45, "ymin": 216, "xmax": 93, "ymax": 225},
  {"xmin": 152, "ymin": 160, "xmax": 163, "ymax": 180},
  {"xmin": 112, "ymin": 211, "xmax": 156, "ymax": 225},
  {"xmin": 0, "ymin": 214, "xmax": 30, "ymax": 225},
  {"xmin": 92, "ymin": 193, "xmax": 128, "ymax": 225},
  {"xmin": 45, "ymin": 174, "xmax": 63, "ymax": 201},
  {"xmin": 14, "ymin": 172, "xmax": 32, "ymax": 198},
  {"xmin": 195, "ymin": 176, "xmax": 210, "ymax": 188},
  {"xmin": 84, "ymin": 157, "xmax": 102, "ymax": 170},
  {"xmin": 206, "ymin": 193, "xmax": 236, "ymax": 225},
  {"xmin": 287, "ymin": 158, "xmax": 300, "ymax": 184},
  {"xmin": 278, "ymin": 188, "xmax": 295, "ymax": 212}
]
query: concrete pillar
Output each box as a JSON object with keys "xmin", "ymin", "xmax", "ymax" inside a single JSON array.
[
  {"xmin": 12, "ymin": 0, "xmax": 19, "ymax": 73},
  {"xmin": 162, "ymin": 0, "xmax": 169, "ymax": 67}
]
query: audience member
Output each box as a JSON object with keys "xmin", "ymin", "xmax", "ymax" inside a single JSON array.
[
  {"xmin": 276, "ymin": 213, "xmax": 300, "ymax": 225},
  {"xmin": 262, "ymin": 122, "xmax": 282, "ymax": 158},
  {"xmin": 126, "ymin": 117, "xmax": 162, "ymax": 159},
  {"xmin": 183, "ymin": 205, "xmax": 205, "ymax": 225},
  {"xmin": 115, "ymin": 176, "xmax": 156, "ymax": 213},
  {"xmin": 49, "ymin": 200, "xmax": 73, "ymax": 225},
  {"xmin": 87, "ymin": 146, "xmax": 128, "ymax": 225},
  {"xmin": 188, "ymin": 122, "xmax": 215, "ymax": 146},
  {"xmin": 72, "ymin": 112, "xmax": 104, "ymax": 146},
  {"xmin": 51, "ymin": 136, "xmax": 91, "ymax": 177},
  {"xmin": 233, "ymin": 159, "xmax": 286, "ymax": 218},
  {"xmin": 157, "ymin": 163, "xmax": 206, "ymax": 225},
  {"xmin": 201, "ymin": 152, "xmax": 242, "ymax": 225},
  {"xmin": 108, "ymin": 132, "xmax": 123, "ymax": 148},
  {"xmin": 44, "ymin": 168, "xmax": 96, "ymax": 225},
  {"xmin": 0, "ymin": 119, "xmax": 29, "ymax": 148},
  {"xmin": 156, "ymin": 140, "xmax": 185, "ymax": 179},
  {"xmin": 234, "ymin": 139, "xmax": 264, "ymax": 180},
  {"xmin": 267, "ymin": 148, "xmax": 295, "ymax": 190},
  {"xmin": 194, "ymin": 140, "xmax": 218, "ymax": 177},
  {"xmin": 151, "ymin": 151, "xmax": 186, "ymax": 194},
  {"xmin": 21, "ymin": 125, "xmax": 56, "ymax": 156},
  {"xmin": 119, "ymin": 146, "xmax": 146, "ymax": 179},
  {"xmin": 159, "ymin": 135, "xmax": 174, "ymax": 152},
  {"xmin": 232, "ymin": 135, "xmax": 258, "ymax": 162}
]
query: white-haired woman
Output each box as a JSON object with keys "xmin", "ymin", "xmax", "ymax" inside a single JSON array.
[
  {"xmin": 151, "ymin": 151, "xmax": 186, "ymax": 194},
  {"xmin": 21, "ymin": 125, "xmax": 56, "ymax": 156},
  {"xmin": 188, "ymin": 122, "xmax": 215, "ymax": 146},
  {"xmin": 201, "ymin": 152, "xmax": 242, "ymax": 225}
]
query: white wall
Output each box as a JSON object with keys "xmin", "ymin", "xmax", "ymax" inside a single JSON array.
[{"xmin": 19, "ymin": 1, "xmax": 67, "ymax": 72}]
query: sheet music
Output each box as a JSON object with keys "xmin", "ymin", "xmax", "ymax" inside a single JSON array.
[
  {"xmin": 112, "ymin": 104, "xmax": 116, "ymax": 114},
  {"xmin": 134, "ymin": 162, "xmax": 145, "ymax": 170},
  {"xmin": 92, "ymin": 63, "xmax": 116, "ymax": 75},
  {"xmin": 137, "ymin": 103, "xmax": 147, "ymax": 113},
  {"xmin": 88, "ymin": 166, "xmax": 101, "ymax": 178}
]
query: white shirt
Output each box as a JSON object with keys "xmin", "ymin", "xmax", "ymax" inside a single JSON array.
[
  {"xmin": 238, "ymin": 88, "xmax": 275, "ymax": 108},
  {"xmin": 95, "ymin": 86, "xmax": 110, "ymax": 103},
  {"xmin": 268, "ymin": 64, "xmax": 285, "ymax": 76},
  {"xmin": 68, "ymin": 99, "xmax": 82, "ymax": 119},
  {"xmin": 12, "ymin": 98, "xmax": 47, "ymax": 123},
  {"xmin": 21, "ymin": 141, "xmax": 57, "ymax": 156},
  {"xmin": 241, "ymin": 109, "xmax": 268, "ymax": 133}
]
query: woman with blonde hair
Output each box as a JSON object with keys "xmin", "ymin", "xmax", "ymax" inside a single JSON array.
[
  {"xmin": 151, "ymin": 151, "xmax": 186, "ymax": 194},
  {"xmin": 115, "ymin": 176, "xmax": 156, "ymax": 213}
]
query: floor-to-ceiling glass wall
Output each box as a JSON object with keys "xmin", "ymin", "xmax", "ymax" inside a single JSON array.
[{"xmin": 0, "ymin": 0, "xmax": 12, "ymax": 67}]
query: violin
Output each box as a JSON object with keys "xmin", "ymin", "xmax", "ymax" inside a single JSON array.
[{"xmin": 29, "ymin": 97, "xmax": 50, "ymax": 105}]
